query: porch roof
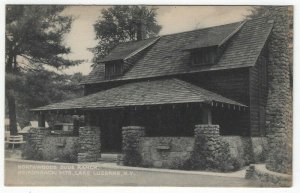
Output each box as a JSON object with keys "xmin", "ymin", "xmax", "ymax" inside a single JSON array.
[{"xmin": 31, "ymin": 78, "xmax": 246, "ymax": 112}]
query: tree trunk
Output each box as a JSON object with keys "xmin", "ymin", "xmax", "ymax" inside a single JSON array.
[
  {"xmin": 6, "ymin": 52, "xmax": 18, "ymax": 136},
  {"xmin": 7, "ymin": 92, "xmax": 18, "ymax": 135}
]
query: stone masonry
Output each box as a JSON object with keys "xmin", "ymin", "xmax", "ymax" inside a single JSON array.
[
  {"xmin": 266, "ymin": 6, "xmax": 293, "ymax": 174},
  {"xmin": 122, "ymin": 126, "xmax": 145, "ymax": 166},
  {"xmin": 139, "ymin": 137, "xmax": 194, "ymax": 168},
  {"xmin": 191, "ymin": 124, "xmax": 234, "ymax": 171},
  {"xmin": 78, "ymin": 126, "xmax": 101, "ymax": 162},
  {"xmin": 42, "ymin": 136, "xmax": 78, "ymax": 162},
  {"xmin": 29, "ymin": 127, "xmax": 51, "ymax": 154}
]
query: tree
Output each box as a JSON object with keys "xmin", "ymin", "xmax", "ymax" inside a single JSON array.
[
  {"xmin": 10, "ymin": 68, "xmax": 84, "ymax": 128},
  {"xmin": 246, "ymin": 6, "xmax": 273, "ymax": 19},
  {"xmin": 91, "ymin": 5, "xmax": 161, "ymax": 64},
  {"xmin": 5, "ymin": 5, "xmax": 81, "ymax": 135}
]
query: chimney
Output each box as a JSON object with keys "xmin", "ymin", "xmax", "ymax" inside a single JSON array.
[
  {"xmin": 137, "ymin": 20, "xmax": 146, "ymax": 41},
  {"xmin": 265, "ymin": 6, "xmax": 292, "ymax": 174}
]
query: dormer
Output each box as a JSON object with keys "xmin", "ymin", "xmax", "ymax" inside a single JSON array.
[
  {"xmin": 190, "ymin": 46, "xmax": 218, "ymax": 66},
  {"xmin": 104, "ymin": 60, "xmax": 124, "ymax": 79},
  {"xmin": 100, "ymin": 37, "xmax": 160, "ymax": 80},
  {"xmin": 183, "ymin": 21, "xmax": 245, "ymax": 67}
]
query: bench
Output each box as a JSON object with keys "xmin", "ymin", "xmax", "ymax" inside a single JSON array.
[{"xmin": 6, "ymin": 135, "xmax": 26, "ymax": 149}]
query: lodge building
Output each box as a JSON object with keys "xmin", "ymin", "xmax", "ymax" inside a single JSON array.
[{"xmin": 30, "ymin": 11, "xmax": 291, "ymax": 173}]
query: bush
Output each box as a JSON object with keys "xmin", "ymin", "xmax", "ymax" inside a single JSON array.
[
  {"xmin": 122, "ymin": 134, "xmax": 142, "ymax": 166},
  {"xmin": 267, "ymin": 141, "xmax": 292, "ymax": 174},
  {"xmin": 21, "ymin": 140, "xmax": 43, "ymax": 161},
  {"xmin": 52, "ymin": 140, "xmax": 79, "ymax": 163},
  {"xmin": 183, "ymin": 138, "xmax": 242, "ymax": 172}
]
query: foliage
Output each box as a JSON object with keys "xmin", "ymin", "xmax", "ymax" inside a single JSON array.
[
  {"xmin": 91, "ymin": 5, "xmax": 161, "ymax": 64},
  {"xmin": 6, "ymin": 5, "xmax": 81, "ymax": 70},
  {"xmin": 55, "ymin": 141, "xmax": 79, "ymax": 163},
  {"xmin": 246, "ymin": 6, "xmax": 274, "ymax": 19},
  {"xmin": 183, "ymin": 138, "xmax": 242, "ymax": 172},
  {"xmin": 21, "ymin": 134, "xmax": 43, "ymax": 161},
  {"xmin": 5, "ymin": 5, "xmax": 82, "ymax": 135},
  {"xmin": 122, "ymin": 134, "xmax": 142, "ymax": 166},
  {"xmin": 6, "ymin": 69, "xmax": 84, "ymax": 128},
  {"xmin": 267, "ymin": 141, "xmax": 292, "ymax": 174}
]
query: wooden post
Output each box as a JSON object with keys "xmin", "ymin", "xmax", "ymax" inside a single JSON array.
[
  {"xmin": 129, "ymin": 109, "xmax": 136, "ymax": 125},
  {"xmin": 84, "ymin": 112, "xmax": 94, "ymax": 126},
  {"xmin": 201, "ymin": 107, "xmax": 212, "ymax": 125},
  {"xmin": 38, "ymin": 112, "xmax": 45, "ymax": 127}
]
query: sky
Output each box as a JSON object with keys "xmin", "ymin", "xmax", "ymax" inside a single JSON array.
[{"xmin": 61, "ymin": 6, "xmax": 252, "ymax": 75}]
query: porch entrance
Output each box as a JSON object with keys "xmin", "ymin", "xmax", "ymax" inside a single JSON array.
[{"xmin": 99, "ymin": 109, "xmax": 124, "ymax": 153}]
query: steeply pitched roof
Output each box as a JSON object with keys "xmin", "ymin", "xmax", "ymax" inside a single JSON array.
[
  {"xmin": 32, "ymin": 78, "xmax": 246, "ymax": 111},
  {"xmin": 100, "ymin": 37, "xmax": 159, "ymax": 62},
  {"xmin": 83, "ymin": 17, "xmax": 273, "ymax": 84}
]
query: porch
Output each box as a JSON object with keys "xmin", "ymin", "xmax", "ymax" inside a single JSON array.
[{"xmin": 28, "ymin": 78, "xmax": 254, "ymax": 168}]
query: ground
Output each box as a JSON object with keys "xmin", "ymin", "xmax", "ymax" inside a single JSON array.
[{"xmin": 5, "ymin": 159, "xmax": 261, "ymax": 187}]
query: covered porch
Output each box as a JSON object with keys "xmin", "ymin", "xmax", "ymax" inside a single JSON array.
[{"xmin": 31, "ymin": 78, "xmax": 248, "ymax": 162}]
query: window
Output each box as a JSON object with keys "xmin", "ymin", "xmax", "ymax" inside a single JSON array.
[
  {"xmin": 105, "ymin": 61, "xmax": 123, "ymax": 79},
  {"xmin": 191, "ymin": 47, "xmax": 217, "ymax": 66}
]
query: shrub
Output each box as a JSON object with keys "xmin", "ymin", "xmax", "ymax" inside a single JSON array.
[
  {"xmin": 21, "ymin": 140, "xmax": 43, "ymax": 161},
  {"xmin": 183, "ymin": 138, "xmax": 242, "ymax": 172},
  {"xmin": 122, "ymin": 134, "xmax": 142, "ymax": 166},
  {"xmin": 267, "ymin": 141, "xmax": 292, "ymax": 174},
  {"xmin": 58, "ymin": 142, "xmax": 79, "ymax": 163}
]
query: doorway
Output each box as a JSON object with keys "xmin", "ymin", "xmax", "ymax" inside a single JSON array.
[{"xmin": 99, "ymin": 110, "xmax": 124, "ymax": 153}]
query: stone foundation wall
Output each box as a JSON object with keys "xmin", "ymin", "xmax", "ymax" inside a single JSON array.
[
  {"xmin": 222, "ymin": 136, "xmax": 268, "ymax": 164},
  {"xmin": 139, "ymin": 137, "xmax": 194, "ymax": 168},
  {"xmin": 121, "ymin": 125, "xmax": 269, "ymax": 170},
  {"xmin": 78, "ymin": 126, "xmax": 101, "ymax": 162},
  {"xmin": 23, "ymin": 126, "xmax": 101, "ymax": 163},
  {"xmin": 42, "ymin": 136, "xmax": 78, "ymax": 162}
]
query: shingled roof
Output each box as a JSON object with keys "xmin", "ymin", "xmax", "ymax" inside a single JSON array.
[
  {"xmin": 32, "ymin": 78, "xmax": 246, "ymax": 111},
  {"xmin": 100, "ymin": 37, "xmax": 159, "ymax": 62},
  {"xmin": 183, "ymin": 21, "xmax": 244, "ymax": 50},
  {"xmin": 83, "ymin": 17, "xmax": 273, "ymax": 85}
]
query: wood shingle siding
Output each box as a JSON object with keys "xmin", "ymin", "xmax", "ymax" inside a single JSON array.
[
  {"xmin": 180, "ymin": 68, "xmax": 250, "ymax": 105},
  {"xmin": 249, "ymin": 48, "xmax": 268, "ymax": 136},
  {"xmin": 179, "ymin": 68, "xmax": 250, "ymax": 134}
]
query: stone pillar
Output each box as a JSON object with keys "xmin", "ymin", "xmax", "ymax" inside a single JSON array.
[
  {"xmin": 191, "ymin": 124, "xmax": 233, "ymax": 171},
  {"xmin": 26, "ymin": 127, "xmax": 50, "ymax": 159},
  {"xmin": 30, "ymin": 127, "xmax": 50, "ymax": 151},
  {"xmin": 78, "ymin": 126, "xmax": 101, "ymax": 162},
  {"xmin": 122, "ymin": 126, "xmax": 145, "ymax": 166},
  {"xmin": 193, "ymin": 124, "xmax": 220, "ymax": 169},
  {"xmin": 194, "ymin": 124, "xmax": 221, "ymax": 153},
  {"xmin": 266, "ymin": 6, "xmax": 292, "ymax": 174}
]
